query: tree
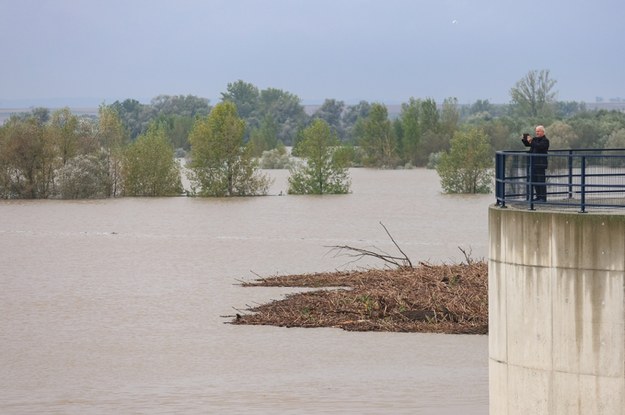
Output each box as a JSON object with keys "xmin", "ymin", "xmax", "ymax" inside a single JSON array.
[
  {"xmin": 440, "ymin": 97, "xmax": 460, "ymax": 139},
  {"xmin": 312, "ymin": 99, "xmax": 346, "ymax": 140},
  {"xmin": 47, "ymin": 108, "xmax": 80, "ymax": 166},
  {"xmin": 97, "ymin": 105, "xmax": 128, "ymax": 197},
  {"xmin": 188, "ymin": 102, "xmax": 271, "ymax": 196},
  {"xmin": 109, "ymin": 99, "xmax": 151, "ymax": 139},
  {"xmin": 342, "ymin": 100, "xmax": 371, "ymax": 143},
  {"xmin": 436, "ymin": 127, "xmax": 493, "ymax": 194},
  {"xmin": 411, "ymin": 98, "xmax": 447, "ymax": 165},
  {"xmin": 58, "ymin": 151, "xmax": 110, "ymax": 199},
  {"xmin": 546, "ymin": 121, "xmax": 578, "ymax": 149},
  {"xmin": 399, "ymin": 98, "xmax": 421, "ymax": 166},
  {"xmin": 150, "ymin": 94, "xmax": 210, "ymax": 118},
  {"xmin": 358, "ymin": 103, "xmax": 397, "ymax": 167},
  {"xmin": 221, "ymin": 80, "xmax": 260, "ymax": 120},
  {"xmin": 288, "ymin": 119, "xmax": 350, "ymax": 194},
  {"xmin": 0, "ymin": 116, "xmax": 50, "ymax": 198},
  {"xmin": 258, "ymin": 87, "xmax": 308, "ymax": 146},
  {"xmin": 480, "ymin": 118, "xmax": 518, "ymax": 152},
  {"xmin": 419, "ymin": 98, "xmax": 439, "ymax": 135},
  {"xmin": 469, "ymin": 99, "xmax": 495, "ymax": 116},
  {"xmin": 605, "ymin": 129, "xmax": 625, "ymax": 149},
  {"xmin": 122, "ymin": 124, "xmax": 183, "ymax": 196},
  {"xmin": 248, "ymin": 114, "xmax": 278, "ymax": 157},
  {"xmin": 153, "ymin": 114, "xmax": 195, "ymax": 150},
  {"xmin": 510, "ymin": 69, "xmax": 557, "ymax": 118}
]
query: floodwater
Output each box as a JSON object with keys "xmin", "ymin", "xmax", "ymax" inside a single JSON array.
[{"xmin": 0, "ymin": 168, "xmax": 492, "ymax": 414}]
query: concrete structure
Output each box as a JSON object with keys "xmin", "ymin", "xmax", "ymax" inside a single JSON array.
[{"xmin": 489, "ymin": 206, "xmax": 625, "ymax": 414}]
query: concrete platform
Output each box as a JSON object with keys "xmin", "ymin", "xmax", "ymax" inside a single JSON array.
[{"xmin": 489, "ymin": 205, "xmax": 625, "ymax": 414}]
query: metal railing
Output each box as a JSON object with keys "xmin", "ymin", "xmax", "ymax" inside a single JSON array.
[{"xmin": 495, "ymin": 149, "xmax": 625, "ymax": 212}]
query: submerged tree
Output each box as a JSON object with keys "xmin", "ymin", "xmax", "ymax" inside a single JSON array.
[
  {"xmin": 122, "ymin": 124, "xmax": 183, "ymax": 196},
  {"xmin": 398, "ymin": 98, "xmax": 421, "ymax": 166},
  {"xmin": 288, "ymin": 119, "xmax": 350, "ymax": 194},
  {"xmin": 358, "ymin": 103, "xmax": 397, "ymax": 167},
  {"xmin": 97, "ymin": 105, "xmax": 128, "ymax": 197},
  {"xmin": 58, "ymin": 151, "xmax": 110, "ymax": 199},
  {"xmin": 0, "ymin": 115, "xmax": 50, "ymax": 198},
  {"xmin": 436, "ymin": 127, "xmax": 493, "ymax": 194},
  {"xmin": 188, "ymin": 102, "xmax": 270, "ymax": 196}
]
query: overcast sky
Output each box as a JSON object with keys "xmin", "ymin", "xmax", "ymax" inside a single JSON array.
[{"xmin": 1, "ymin": 0, "xmax": 623, "ymax": 107}]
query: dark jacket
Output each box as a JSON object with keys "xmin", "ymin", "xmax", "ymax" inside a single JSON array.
[{"xmin": 522, "ymin": 135, "xmax": 550, "ymax": 168}]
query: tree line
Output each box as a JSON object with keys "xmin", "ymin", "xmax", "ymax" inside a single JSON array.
[{"xmin": 1, "ymin": 69, "xmax": 625, "ymax": 198}]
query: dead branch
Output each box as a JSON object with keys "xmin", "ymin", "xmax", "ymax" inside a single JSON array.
[
  {"xmin": 327, "ymin": 244, "xmax": 410, "ymax": 268},
  {"xmin": 326, "ymin": 222, "xmax": 413, "ymax": 269},
  {"xmin": 379, "ymin": 221, "xmax": 413, "ymax": 268},
  {"xmin": 458, "ymin": 246, "xmax": 474, "ymax": 265}
]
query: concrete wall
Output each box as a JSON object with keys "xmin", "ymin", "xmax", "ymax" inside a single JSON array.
[{"xmin": 489, "ymin": 206, "xmax": 625, "ymax": 415}]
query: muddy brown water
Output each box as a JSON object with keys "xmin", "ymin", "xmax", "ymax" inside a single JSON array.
[{"xmin": 1, "ymin": 168, "xmax": 491, "ymax": 414}]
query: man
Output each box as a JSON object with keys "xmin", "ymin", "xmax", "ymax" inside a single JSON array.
[{"xmin": 521, "ymin": 125, "xmax": 550, "ymax": 201}]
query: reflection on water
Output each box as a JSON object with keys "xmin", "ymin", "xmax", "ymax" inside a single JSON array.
[{"xmin": 0, "ymin": 168, "xmax": 491, "ymax": 414}]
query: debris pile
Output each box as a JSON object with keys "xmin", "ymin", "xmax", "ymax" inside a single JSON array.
[{"xmin": 231, "ymin": 261, "xmax": 488, "ymax": 334}]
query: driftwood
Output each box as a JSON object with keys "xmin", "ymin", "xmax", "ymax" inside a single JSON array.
[
  {"xmin": 228, "ymin": 226, "xmax": 487, "ymax": 334},
  {"xmin": 228, "ymin": 249, "xmax": 488, "ymax": 334}
]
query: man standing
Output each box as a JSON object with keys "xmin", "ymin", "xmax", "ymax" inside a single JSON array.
[{"xmin": 522, "ymin": 125, "xmax": 550, "ymax": 201}]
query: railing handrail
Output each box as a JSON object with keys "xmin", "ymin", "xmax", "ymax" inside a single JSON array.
[
  {"xmin": 495, "ymin": 148, "xmax": 625, "ymax": 213},
  {"xmin": 497, "ymin": 148, "xmax": 625, "ymax": 156}
]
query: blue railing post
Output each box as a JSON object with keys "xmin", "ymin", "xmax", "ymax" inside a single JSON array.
[
  {"xmin": 567, "ymin": 150, "xmax": 573, "ymax": 199},
  {"xmin": 496, "ymin": 152, "xmax": 506, "ymax": 207},
  {"xmin": 528, "ymin": 153, "xmax": 535, "ymax": 210},
  {"xmin": 579, "ymin": 156, "xmax": 587, "ymax": 213}
]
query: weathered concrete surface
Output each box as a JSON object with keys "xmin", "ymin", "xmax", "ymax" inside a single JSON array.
[{"xmin": 489, "ymin": 206, "xmax": 625, "ymax": 415}]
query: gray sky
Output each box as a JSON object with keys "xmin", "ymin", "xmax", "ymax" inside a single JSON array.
[{"xmin": 1, "ymin": 0, "xmax": 623, "ymax": 107}]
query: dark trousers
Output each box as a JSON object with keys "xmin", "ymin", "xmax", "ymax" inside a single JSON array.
[{"xmin": 531, "ymin": 167, "xmax": 547, "ymax": 200}]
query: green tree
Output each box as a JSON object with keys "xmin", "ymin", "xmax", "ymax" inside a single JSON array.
[
  {"xmin": 47, "ymin": 108, "xmax": 80, "ymax": 166},
  {"xmin": 288, "ymin": 119, "xmax": 350, "ymax": 194},
  {"xmin": 0, "ymin": 116, "xmax": 51, "ymax": 198},
  {"xmin": 98, "ymin": 105, "xmax": 129, "ymax": 197},
  {"xmin": 413, "ymin": 98, "xmax": 446, "ymax": 165},
  {"xmin": 58, "ymin": 151, "xmax": 110, "ymax": 199},
  {"xmin": 567, "ymin": 110, "xmax": 625, "ymax": 149},
  {"xmin": 605, "ymin": 128, "xmax": 625, "ymax": 149},
  {"xmin": 260, "ymin": 144, "xmax": 293, "ymax": 169},
  {"xmin": 150, "ymin": 94, "xmax": 210, "ymax": 118},
  {"xmin": 419, "ymin": 98, "xmax": 439, "ymax": 135},
  {"xmin": 468, "ymin": 99, "xmax": 495, "ymax": 117},
  {"xmin": 546, "ymin": 121, "xmax": 578, "ymax": 149},
  {"xmin": 480, "ymin": 118, "xmax": 518, "ymax": 152},
  {"xmin": 358, "ymin": 103, "xmax": 397, "ymax": 167},
  {"xmin": 555, "ymin": 101, "xmax": 587, "ymax": 118},
  {"xmin": 440, "ymin": 97, "xmax": 460, "ymax": 139},
  {"xmin": 153, "ymin": 114, "xmax": 195, "ymax": 150},
  {"xmin": 248, "ymin": 114, "xmax": 278, "ymax": 157},
  {"xmin": 122, "ymin": 124, "xmax": 183, "ymax": 196},
  {"xmin": 109, "ymin": 98, "xmax": 150, "ymax": 139},
  {"xmin": 399, "ymin": 98, "xmax": 421, "ymax": 166},
  {"xmin": 188, "ymin": 102, "xmax": 270, "ymax": 196},
  {"xmin": 436, "ymin": 127, "xmax": 493, "ymax": 194},
  {"xmin": 312, "ymin": 99, "xmax": 346, "ymax": 140},
  {"xmin": 221, "ymin": 80, "xmax": 260, "ymax": 120},
  {"xmin": 258, "ymin": 87, "xmax": 308, "ymax": 146},
  {"xmin": 342, "ymin": 100, "xmax": 371, "ymax": 143},
  {"xmin": 510, "ymin": 69, "xmax": 557, "ymax": 118}
]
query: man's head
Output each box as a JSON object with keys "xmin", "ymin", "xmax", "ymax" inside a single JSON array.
[{"xmin": 535, "ymin": 125, "xmax": 545, "ymax": 137}]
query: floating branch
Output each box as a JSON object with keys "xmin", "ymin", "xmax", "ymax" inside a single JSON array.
[{"xmin": 326, "ymin": 222, "xmax": 413, "ymax": 269}]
